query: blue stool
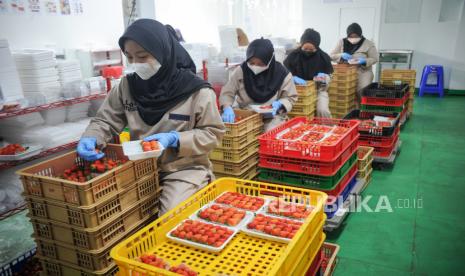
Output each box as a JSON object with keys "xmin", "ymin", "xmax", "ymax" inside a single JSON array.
[{"xmin": 419, "ymin": 65, "xmax": 444, "ymax": 97}]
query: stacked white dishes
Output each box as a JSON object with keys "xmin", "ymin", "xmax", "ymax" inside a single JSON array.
[{"xmin": 14, "ymin": 49, "xmax": 62, "ymax": 106}]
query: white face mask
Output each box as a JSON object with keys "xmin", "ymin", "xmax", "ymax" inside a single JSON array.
[
  {"xmin": 129, "ymin": 60, "xmax": 161, "ymax": 80},
  {"xmin": 348, "ymin": 37, "xmax": 361, "ymax": 44},
  {"xmin": 247, "ymin": 53, "xmax": 274, "ymax": 75}
]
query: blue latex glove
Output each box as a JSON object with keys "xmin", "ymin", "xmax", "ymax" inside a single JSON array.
[
  {"xmin": 358, "ymin": 57, "xmax": 367, "ymax": 65},
  {"xmin": 272, "ymin": 100, "xmax": 283, "ymax": 116},
  {"xmin": 341, "ymin": 52, "xmax": 352, "ymax": 60},
  {"xmin": 222, "ymin": 106, "xmax": 235, "ymax": 123},
  {"xmin": 144, "ymin": 131, "xmax": 179, "ymax": 148},
  {"xmin": 293, "ymin": 76, "xmax": 306, "ymax": 85},
  {"xmin": 77, "ymin": 137, "xmax": 104, "ymax": 161}
]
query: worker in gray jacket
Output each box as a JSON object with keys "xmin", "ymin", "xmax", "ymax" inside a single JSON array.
[
  {"xmin": 76, "ymin": 19, "xmax": 225, "ymax": 214},
  {"xmin": 220, "ymin": 38, "xmax": 298, "ymax": 131},
  {"xmin": 330, "ymin": 23, "xmax": 379, "ymax": 103}
]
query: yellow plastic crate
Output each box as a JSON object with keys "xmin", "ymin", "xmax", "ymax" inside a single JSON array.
[
  {"xmin": 290, "ymin": 100, "xmax": 316, "ymax": 115},
  {"xmin": 214, "ymin": 164, "xmax": 259, "ymax": 180},
  {"xmin": 289, "ymin": 229, "xmax": 325, "ymax": 276},
  {"xmin": 332, "ymin": 73, "xmax": 357, "ymax": 82},
  {"xmin": 329, "ymin": 106, "xmax": 355, "ymax": 115},
  {"xmin": 216, "ymin": 125, "xmax": 262, "ymax": 150},
  {"xmin": 296, "ymin": 81, "xmax": 317, "ymax": 95},
  {"xmin": 357, "ymin": 159, "xmax": 373, "ymax": 179},
  {"xmin": 332, "ymin": 64, "xmax": 358, "ymax": 74},
  {"xmin": 357, "ymin": 146, "xmax": 374, "ymax": 170},
  {"xmin": 288, "ymin": 113, "xmax": 315, "ymax": 121},
  {"xmin": 381, "ymin": 69, "xmax": 416, "ymax": 80},
  {"xmin": 39, "ymin": 256, "xmax": 118, "ymax": 276},
  {"xmin": 225, "ymin": 110, "xmax": 262, "ymax": 137},
  {"xmin": 209, "ymin": 141, "xmax": 258, "ymax": 163},
  {"xmin": 212, "ymin": 154, "xmax": 258, "ymax": 176},
  {"xmin": 329, "ymin": 92, "xmax": 356, "ymax": 102},
  {"xmin": 360, "ymin": 168, "xmax": 373, "ymax": 192},
  {"xmin": 296, "ymin": 93, "xmax": 317, "ymax": 106},
  {"xmin": 329, "ymin": 80, "xmax": 358, "ymax": 90},
  {"xmin": 111, "ymin": 178, "xmax": 328, "ymax": 276},
  {"xmin": 329, "ymin": 100, "xmax": 354, "ymax": 109}
]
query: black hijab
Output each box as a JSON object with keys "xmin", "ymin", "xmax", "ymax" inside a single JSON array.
[
  {"xmin": 165, "ymin": 24, "xmax": 196, "ymax": 73},
  {"xmin": 343, "ymin": 23, "xmax": 366, "ymax": 55},
  {"xmin": 283, "ymin": 28, "xmax": 333, "ymax": 80},
  {"xmin": 241, "ymin": 38, "xmax": 289, "ymax": 104},
  {"xmin": 119, "ymin": 19, "xmax": 210, "ymax": 126}
]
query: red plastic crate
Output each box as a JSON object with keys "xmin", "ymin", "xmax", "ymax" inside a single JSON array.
[
  {"xmin": 305, "ymin": 247, "xmax": 324, "ymax": 276},
  {"xmin": 368, "ymin": 136, "xmax": 399, "ymax": 158},
  {"xmin": 359, "ymin": 127, "xmax": 400, "ymax": 147},
  {"xmin": 259, "ymin": 135, "xmax": 358, "ymax": 176},
  {"xmin": 258, "ymin": 117, "xmax": 360, "ymax": 161},
  {"xmin": 361, "ymin": 92, "xmax": 409, "ymax": 107}
]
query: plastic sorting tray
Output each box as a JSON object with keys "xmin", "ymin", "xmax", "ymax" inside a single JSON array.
[
  {"xmin": 329, "ymin": 100, "xmax": 354, "ymax": 109},
  {"xmin": 258, "ymin": 154, "xmax": 357, "ymax": 191},
  {"xmin": 290, "ymin": 100, "xmax": 317, "ymax": 115},
  {"xmin": 358, "ymin": 146, "xmax": 374, "ymax": 170},
  {"xmin": 381, "ymin": 69, "xmax": 416, "ymax": 79},
  {"xmin": 329, "ymin": 81, "xmax": 357, "ymax": 90},
  {"xmin": 110, "ymin": 178, "xmax": 327, "ymax": 276},
  {"xmin": 214, "ymin": 165, "xmax": 259, "ymax": 180},
  {"xmin": 361, "ymin": 91, "xmax": 409, "ymax": 107},
  {"xmin": 224, "ymin": 109, "xmax": 262, "ymax": 137},
  {"xmin": 329, "ymin": 91, "xmax": 356, "ymax": 102},
  {"xmin": 373, "ymin": 140, "xmax": 401, "ymax": 163},
  {"xmin": 296, "ymin": 91, "xmax": 317, "ymax": 105},
  {"xmin": 26, "ymin": 173, "xmax": 160, "ymax": 228},
  {"xmin": 0, "ymin": 144, "xmax": 42, "ymax": 161},
  {"xmin": 260, "ymin": 199, "xmax": 315, "ymax": 221},
  {"xmin": 366, "ymin": 135, "xmax": 400, "ymax": 158},
  {"xmin": 250, "ymin": 104, "xmax": 274, "ymax": 119},
  {"xmin": 0, "ymin": 247, "xmax": 37, "ymax": 276},
  {"xmin": 357, "ymin": 159, "xmax": 373, "ymax": 179},
  {"xmin": 166, "ymin": 219, "xmax": 239, "ymax": 253},
  {"xmin": 17, "ymin": 144, "xmax": 157, "ymax": 206},
  {"xmin": 344, "ymin": 110, "xmax": 400, "ymax": 137},
  {"xmin": 30, "ymin": 195, "xmax": 160, "ymax": 250},
  {"xmin": 306, "ymin": 246, "xmax": 324, "ymax": 276},
  {"xmin": 259, "ymin": 135, "xmax": 357, "ymax": 176},
  {"xmin": 216, "ymin": 125, "xmax": 262, "ymax": 150},
  {"xmin": 292, "ymin": 231, "xmax": 325, "ymax": 276},
  {"xmin": 360, "ymin": 169, "xmax": 372, "ymax": 192},
  {"xmin": 190, "ymin": 203, "xmax": 254, "ymax": 230},
  {"xmin": 362, "ymin": 83, "xmax": 409, "ymax": 98},
  {"xmin": 209, "ymin": 141, "xmax": 258, "ymax": 163},
  {"xmin": 360, "ymin": 104, "xmax": 404, "ymax": 113},
  {"xmin": 359, "ymin": 127, "xmax": 400, "ymax": 147},
  {"xmin": 212, "ymin": 153, "xmax": 258, "ymax": 176},
  {"xmin": 320, "ymin": 242, "xmax": 340, "ymax": 276},
  {"xmin": 258, "ymin": 117, "xmax": 359, "ymax": 161},
  {"xmin": 122, "ymin": 140, "xmax": 164, "ymax": 161},
  {"xmin": 325, "ymin": 172, "xmax": 357, "ymax": 219},
  {"xmin": 295, "ymin": 81, "xmax": 317, "ymax": 95},
  {"xmin": 241, "ymin": 214, "xmax": 306, "ymax": 244},
  {"xmin": 213, "ymin": 191, "xmax": 267, "ymax": 213}
]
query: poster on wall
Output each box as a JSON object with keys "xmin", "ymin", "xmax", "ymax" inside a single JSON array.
[
  {"xmin": 10, "ymin": 0, "xmax": 26, "ymax": 14},
  {"xmin": 43, "ymin": 0, "xmax": 57, "ymax": 14},
  {"xmin": 70, "ymin": 0, "xmax": 82, "ymax": 14},
  {"xmin": 28, "ymin": 0, "xmax": 41, "ymax": 14},
  {"xmin": 59, "ymin": 0, "xmax": 70, "ymax": 15},
  {"xmin": 0, "ymin": 0, "xmax": 8, "ymax": 13}
]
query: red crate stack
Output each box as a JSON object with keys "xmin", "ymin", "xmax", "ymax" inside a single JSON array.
[{"xmin": 257, "ymin": 117, "xmax": 360, "ymax": 219}]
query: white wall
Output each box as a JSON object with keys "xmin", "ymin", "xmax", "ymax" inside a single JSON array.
[
  {"xmin": 302, "ymin": 0, "xmax": 383, "ymax": 55},
  {"xmin": 379, "ymin": 0, "xmax": 465, "ymax": 90},
  {"xmin": 0, "ymin": 0, "xmax": 124, "ymax": 51}
]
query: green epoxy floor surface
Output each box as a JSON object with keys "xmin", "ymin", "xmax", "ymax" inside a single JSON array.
[
  {"xmin": 327, "ymin": 96, "xmax": 465, "ymax": 275},
  {"xmin": 1, "ymin": 96, "xmax": 464, "ymax": 275}
]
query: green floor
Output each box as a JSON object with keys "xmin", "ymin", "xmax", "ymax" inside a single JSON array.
[{"xmin": 327, "ymin": 95, "xmax": 465, "ymax": 275}]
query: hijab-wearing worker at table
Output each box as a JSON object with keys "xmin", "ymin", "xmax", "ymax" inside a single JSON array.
[
  {"xmin": 330, "ymin": 23, "xmax": 379, "ymax": 102},
  {"xmin": 284, "ymin": 28, "xmax": 334, "ymax": 118},
  {"xmin": 219, "ymin": 38, "xmax": 297, "ymax": 131},
  {"xmin": 76, "ymin": 19, "xmax": 225, "ymax": 215}
]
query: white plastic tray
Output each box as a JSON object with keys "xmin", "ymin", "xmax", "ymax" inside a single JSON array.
[
  {"xmin": 213, "ymin": 191, "xmax": 268, "ymax": 213},
  {"xmin": 260, "ymin": 199, "xmax": 315, "ymax": 221},
  {"xmin": 250, "ymin": 104, "xmax": 273, "ymax": 119},
  {"xmin": 122, "ymin": 140, "xmax": 164, "ymax": 161},
  {"xmin": 166, "ymin": 219, "xmax": 238, "ymax": 253},
  {"xmin": 190, "ymin": 203, "xmax": 254, "ymax": 230},
  {"xmin": 240, "ymin": 214, "xmax": 300, "ymax": 244},
  {"xmin": 0, "ymin": 144, "xmax": 43, "ymax": 161}
]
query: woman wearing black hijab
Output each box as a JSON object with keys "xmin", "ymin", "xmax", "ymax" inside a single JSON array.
[
  {"xmin": 77, "ymin": 19, "xmax": 225, "ymax": 215},
  {"xmin": 330, "ymin": 23, "xmax": 379, "ymax": 103},
  {"xmin": 219, "ymin": 38, "xmax": 297, "ymax": 131},
  {"xmin": 284, "ymin": 28, "xmax": 333, "ymax": 117}
]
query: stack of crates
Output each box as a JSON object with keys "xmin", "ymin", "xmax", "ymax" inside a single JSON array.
[
  {"xmin": 288, "ymin": 81, "xmax": 317, "ymax": 119},
  {"xmin": 357, "ymin": 146, "xmax": 374, "ymax": 192},
  {"xmin": 17, "ymin": 144, "xmax": 161, "ymax": 276},
  {"xmin": 257, "ymin": 117, "xmax": 360, "ymax": 220},
  {"xmin": 380, "ymin": 69, "xmax": 416, "ymax": 119},
  {"xmin": 345, "ymin": 105, "xmax": 402, "ymax": 164},
  {"xmin": 210, "ymin": 109, "xmax": 263, "ymax": 180},
  {"xmin": 329, "ymin": 64, "xmax": 358, "ymax": 118}
]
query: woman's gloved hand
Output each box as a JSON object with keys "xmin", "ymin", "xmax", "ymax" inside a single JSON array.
[
  {"xmin": 341, "ymin": 52, "xmax": 352, "ymax": 60},
  {"xmin": 272, "ymin": 100, "xmax": 283, "ymax": 116},
  {"xmin": 293, "ymin": 76, "xmax": 306, "ymax": 85},
  {"xmin": 144, "ymin": 131, "xmax": 179, "ymax": 148},
  {"xmin": 315, "ymin": 72, "xmax": 330, "ymax": 84},
  {"xmin": 358, "ymin": 57, "xmax": 367, "ymax": 65},
  {"xmin": 222, "ymin": 106, "xmax": 235, "ymax": 123},
  {"xmin": 316, "ymin": 91, "xmax": 332, "ymax": 118},
  {"xmin": 77, "ymin": 137, "xmax": 105, "ymax": 161}
]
